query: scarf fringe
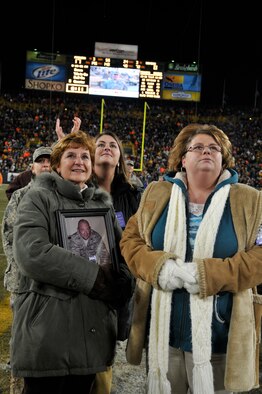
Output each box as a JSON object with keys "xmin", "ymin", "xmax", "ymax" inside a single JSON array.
[
  {"xmin": 147, "ymin": 370, "xmax": 171, "ymax": 394},
  {"xmin": 193, "ymin": 362, "xmax": 214, "ymax": 394}
]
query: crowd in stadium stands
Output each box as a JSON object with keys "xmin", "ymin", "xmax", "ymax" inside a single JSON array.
[{"xmin": 0, "ymin": 91, "xmax": 261, "ymax": 189}]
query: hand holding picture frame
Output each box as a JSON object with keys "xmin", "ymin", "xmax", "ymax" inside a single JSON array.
[{"xmin": 56, "ymin": 208, "xmax": 119, "ymax": 272}]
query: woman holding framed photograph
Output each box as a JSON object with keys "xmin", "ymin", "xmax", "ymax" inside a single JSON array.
[
  {"xmin": 55, "ymin": 124, "xmax": 142, "ymax": 394},
  {"xmin": 11, "ymin": 131, "xmax": 134, "ymax": 394}
]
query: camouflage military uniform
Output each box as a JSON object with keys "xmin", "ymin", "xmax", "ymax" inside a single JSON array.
[
  {"xmin": 2, "ymin": 184, "xmax": 31, "ymax": 297},
  {"xmin": 2, "ymin": 184, "xmax": 31, "ymax": 394},
  {"xmin": 68, "ymin": 229, "xmax": 110, "ymax": 267}
]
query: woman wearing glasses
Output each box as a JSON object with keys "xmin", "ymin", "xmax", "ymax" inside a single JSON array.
[{"xmin": 120, "ymin": 123, "xmax": 262, "ymax": 394}]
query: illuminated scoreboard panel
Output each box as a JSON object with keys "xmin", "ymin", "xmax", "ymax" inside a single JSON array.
[
  {"xmin": 66, "ymin": 55, "xmax": 90, "ymax": 94},
  {"xmin": 139, "ymin": 62, "xmax": 163, "ymax": 99},
  {"xmin": 66, "ymin": 56, "xmax": 164, "ymax": 98}
]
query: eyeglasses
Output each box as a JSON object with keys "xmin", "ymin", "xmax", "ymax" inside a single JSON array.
[{"xmin": 186, "ymin": 144, "xmax": 222, "ymax": 154}]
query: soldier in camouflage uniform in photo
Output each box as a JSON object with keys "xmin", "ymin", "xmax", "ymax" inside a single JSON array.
[{"xmin": 68, "ymin": 219, "xmax": 110, "ymax": 267}]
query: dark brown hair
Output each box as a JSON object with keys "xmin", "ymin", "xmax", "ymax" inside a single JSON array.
[{"xmin": 94, "ymin": 131, "xmax": 129, "ymax": 181}]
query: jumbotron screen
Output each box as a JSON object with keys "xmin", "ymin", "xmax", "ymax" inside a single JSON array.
[{"xmin": 89, "ymin": 65, "xmax": 140, "ymax": 98}]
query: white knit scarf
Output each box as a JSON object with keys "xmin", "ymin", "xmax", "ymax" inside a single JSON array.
[{"xmin": 147, "ymin": 182, "xmax": 230, "ymax": 394}]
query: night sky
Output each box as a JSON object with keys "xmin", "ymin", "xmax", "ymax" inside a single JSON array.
[{"xmin": 0, "ymin": 0, "xmax": 261, "ymax": 106}]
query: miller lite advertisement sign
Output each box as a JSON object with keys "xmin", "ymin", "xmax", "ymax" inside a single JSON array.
[{"xmin": 25, "ymin": 51, "xmax": 67, "ymax": 92}]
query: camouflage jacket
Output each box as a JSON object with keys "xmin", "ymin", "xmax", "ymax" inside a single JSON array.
[
  {"xmin": 2, "ymin": 183, "xmax": 31, "ymax": 293},
  {"xmin": 68, "ymin": 229, "xmax": 110, "ymax": 267}
]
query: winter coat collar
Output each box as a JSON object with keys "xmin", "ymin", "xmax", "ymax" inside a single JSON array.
[{"xmin": 33, "ymin": 171, "xmax": 112, "ymax": 206}]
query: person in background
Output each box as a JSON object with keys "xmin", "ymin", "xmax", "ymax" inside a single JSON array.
[
  {"xmin": 125, "ymin": 159, "xmax": 144, "ymax": 189},
  {"xmin": 5, "ymin": 167, "xmax": 32, "ymax": 201},
  {"xmin": 120, "ymin": 123, "xmax": 262, "ymax": 394},
  {"xmin": 10, "ymin": 131, "xmax": 133, "ymax": 394},
  {"xmin": 68, "ymin": 218, "xmax": 110, "ymax": 266},
  {"xmin": 5, "ymin": 117, "xmax": 81, "ymax": 201},
  {"xmin": 3, "ymin": 146, "xmax": 52, "ymax": 297},
  {"xmin": 2, "ymin": 145, "xmax": 52, "ymax": 394},
  {"xmin": 94, "ymin": 132, "xmax": 143, "ymax": 230}
]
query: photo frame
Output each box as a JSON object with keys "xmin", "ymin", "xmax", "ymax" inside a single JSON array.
[{"xmin": 56, "ymin": 208, "xmax": 119, "ymax": 271}]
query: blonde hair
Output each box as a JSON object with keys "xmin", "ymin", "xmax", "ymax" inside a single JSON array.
[{"xmin": 168, "ymin": 123, "xmax": 235, "ymax": 171}]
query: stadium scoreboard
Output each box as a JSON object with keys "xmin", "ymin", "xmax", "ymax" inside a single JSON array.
[
  {"xmin": 26, "ymin": 50, "xmax": 201, "ymax": 102},
  {"xmin": 65, "ymin": 55, "xmax": 164, "ymax": 98}
]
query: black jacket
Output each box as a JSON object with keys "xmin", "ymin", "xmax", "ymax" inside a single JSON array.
[
  {"xmin": 6, "ymin": 170, "xmax": 32, "ymax": 200},
  {"xmin": 110, "ymin": 174, "xmax": 143, "ymax": 229},
  {"xmin": 106, "ymin": 174, "xmax": 143, "ymax": 339}
]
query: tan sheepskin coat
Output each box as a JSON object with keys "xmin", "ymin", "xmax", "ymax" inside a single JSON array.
[{"xmin": 120, "ymin": 181, "xmax": 262, "ymax": 392}]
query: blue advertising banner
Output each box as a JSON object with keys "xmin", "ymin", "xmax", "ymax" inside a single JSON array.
[{"xmin": 25, "ymin": 50, "xmax": 67, "ymax": 92}]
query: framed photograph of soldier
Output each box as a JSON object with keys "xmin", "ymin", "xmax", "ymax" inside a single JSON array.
[{"xmin": 56, "ymin": 208, "xmax": 119, "ymax": 271}]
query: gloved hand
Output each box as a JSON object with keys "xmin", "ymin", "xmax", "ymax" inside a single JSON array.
[
  {"xmin": 89, "ymin": 265, "xmax": 134, "ymax": 308},
  {"xmin": 184, "ymin": 281, "xmax": 200, "ymax": 294},
  {"xmin": 158, "ymin": 259, "xmax": 197, "ymax": 291},
  {"xmin": 183, "ymin": 262, "xmax": 200, "ymax": 294},
  {"xmin": 88, "ymin": 265, "xmax": 113, "ymax": 299}
]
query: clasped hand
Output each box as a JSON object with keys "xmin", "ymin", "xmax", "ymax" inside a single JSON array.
[
  {"xmin": 158, "ymin": 259, "xmax": 200, "ymax": 294},
  {"xmin": 89, "ymin": 265, "xmax": 133, "ymax": 308}
]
